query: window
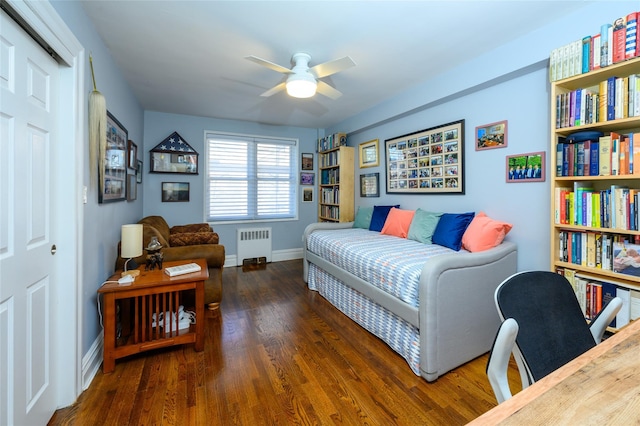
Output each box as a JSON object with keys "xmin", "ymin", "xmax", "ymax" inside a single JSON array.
[{"xmin": 206, "ymin": 132, "xmax": 298, "ymax": 222}]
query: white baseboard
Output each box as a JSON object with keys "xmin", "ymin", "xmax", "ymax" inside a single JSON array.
[
  {"xmin": 82, "ymin": 333, "xmax": 103, "ymax": 390},
  {"xmin": 225, "ymin": 248, "xmax": 303, "ymax": 268}
]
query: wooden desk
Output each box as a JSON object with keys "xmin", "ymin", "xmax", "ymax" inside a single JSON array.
[
  {"xmin": 98, "ymin": 258, "xmax": 208, "ymax": 373},
  {"xmin": 469, "ymin": 319, "xmax": 640, "ymax": 425}
]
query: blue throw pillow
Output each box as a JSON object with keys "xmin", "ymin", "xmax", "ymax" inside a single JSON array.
[
  {"xmin": 369, "ymin": 205, "xmax": 400, "ymax": 232},
  {"xmin": 432, "ymin": 212, "xmax": 475, "ymax": 251}
]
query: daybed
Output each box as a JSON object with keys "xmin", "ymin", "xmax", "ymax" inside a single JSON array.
[{"xmin": 302, "ymin": 208, "xmax": 517, "ymax": 382}]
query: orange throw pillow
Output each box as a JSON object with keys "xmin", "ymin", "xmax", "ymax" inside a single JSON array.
[
  {"xmin": 380, "ymin": 208, "xmax": 415, "ymax": 239},
  {"xmin": 462, "ymin": 212, "xmax": 512, "ymax": 252}
]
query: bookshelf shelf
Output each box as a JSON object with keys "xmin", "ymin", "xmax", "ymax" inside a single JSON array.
[
  {"xmin": 317, "ymin": 139, "xmax": 354, "ymax": 223},
  {"xmin": 550, "ymin": 56, "xmax": 640, "ymax": 330}
]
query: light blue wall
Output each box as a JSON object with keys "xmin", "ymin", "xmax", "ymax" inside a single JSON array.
[
  {"xmin": 329, "ymin": 2, "xmax": 635, "ymax": 272},
  {"xmin": 142, "ymin": 112, "xmax": 319, "ymax": 256},
  {"xmin": 51, "ymin": 1, "xmax": 144, "ymax": 354}
]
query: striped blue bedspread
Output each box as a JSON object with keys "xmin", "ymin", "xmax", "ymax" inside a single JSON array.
[{"xmin": 306, "ymin": 228, "xmax": 455, "ymax": 307}]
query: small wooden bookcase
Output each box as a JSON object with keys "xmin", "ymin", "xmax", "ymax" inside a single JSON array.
[{"xmin": 98, "ymin": 258, "xmax": 208, "ymax": 373}]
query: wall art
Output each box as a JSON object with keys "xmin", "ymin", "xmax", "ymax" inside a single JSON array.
[
  {"xmin": 506, "ymin": 151, "xmax": 545, "ymax": 182},
  {"xmin": 475, "ymin": 120, "xmax": 507, "ymax": 151},
  {"xmin": 385, "ymin": 119, "xmax": 464, "ymax": 194},
  {"xmin": 99, "ymin": 111, "xmax": 127, "ymax": 203}
]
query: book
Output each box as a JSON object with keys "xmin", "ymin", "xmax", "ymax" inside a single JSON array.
[
  {"xmin": 601, "ymin": 281, "xmax": 617, "ymax": 327},
  {"xmin": 592, "ymin": 33, "xmax": 602, "ymax": 70},
  {"xmin": 599, "ymin": 79, "xmax": 608, "ymax": 122},
  {"xmin": 633, "ymin": 133, "xmax": 640, "ymax": 175},
  {"xmin": 606, "ymin": 76, "xmax": 616, "ymax": 121},
  {"xmin": 582, "ymin": 36, "xmax": 591, "ymax": 74},
  {"xmin": 630, "ymin": 74, "xmax": 638, "ymax": 118},
  {"xmin": 590, "ymin": 141, "xmax": 600, "ymax": 176},
  {"xmin": 630, "ymin": 289, "xmax": 640, "ymax": 320},
  {"xmin": 615, "ymin": 286, "xmax": 630, "ymax": 328},
  {"xmin": 612, "ymin": 241, "xmax": 640, "ymax": 277},
  {"xmin": 612, "ymin": 16, "xmax": 626, "ymax": 64},
  {"xmin": 620, "ymin": 136, "xmax": 630, "ymax": 175},
  {"xmin": 599, "ymin": 135, "xmax": 612, "ymax": 176},
  {"xmin": 627, "ymin": 12, "xmax": 639, "ymax": 59},
  {"xmin": 601, "ymin": 23, "xmax": 612, "ymax": 67},
  {"xmin": 610, "ymin": 132, "xmax": 621, "ymax": 176}
]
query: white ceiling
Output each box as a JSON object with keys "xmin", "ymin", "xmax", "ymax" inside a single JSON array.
[{"xmin": 80, "ymin": 1, "xmax": 583, "ymax": 129}]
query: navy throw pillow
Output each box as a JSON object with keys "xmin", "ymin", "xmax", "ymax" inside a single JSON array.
[{"xmin": 369, "ymin": 205, "xmax": 400, "ymax": 232}]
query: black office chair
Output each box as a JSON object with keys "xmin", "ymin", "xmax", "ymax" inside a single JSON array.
[{"xmin": 486, "ymin": 270, "xmax": 622, "ymax": 403}]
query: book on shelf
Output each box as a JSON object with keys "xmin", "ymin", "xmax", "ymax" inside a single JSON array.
[
  {"xmin": 599, "ymin": 135, "xmax": 612, "ymax": 176},
  {"xmin": 613, "ymin": 241, "xmax": 640, "ymax": 277},
  {"xmin": 592, "ymin": 33, "xmax": 602, "ymax": 70},
  {"xmin": 630, "ymin": 289, "xmax": 640, "ymax": 320},
  {"xmin": 612, "ymin": 16, "xmax": 626, "ymax": 64},
  {"xmin": 562, "ymin": 268, "xmax": 634, "ymax": 328},
  {"xmin": 627, "ymin": 12, "xmax": 639, "ymax": 60},
  {"xmin": 601, "ymin": 23, "xmax": 612, "ymax": 67},
  {"xmin": 606, "ymin": 76, "xmax": 617, "ymax": 121}
]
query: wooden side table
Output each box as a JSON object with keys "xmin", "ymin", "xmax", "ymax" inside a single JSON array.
[{"xmin": 98, "ymin": 258, "xmax": 208, "ymax": 373}]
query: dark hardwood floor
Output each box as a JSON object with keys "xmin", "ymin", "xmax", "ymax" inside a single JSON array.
[{"xmin": 49, "ymin": 259, "xmax": 521, "ymax": 425}]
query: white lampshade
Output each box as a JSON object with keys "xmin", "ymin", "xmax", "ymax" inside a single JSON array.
[
  {"xmin": 286, "ymin": 73, "xmax": 317, "ymax": 98},
  {"xmin": 121, "ymin": 224, "xmax": 143, "ymax": 259}
]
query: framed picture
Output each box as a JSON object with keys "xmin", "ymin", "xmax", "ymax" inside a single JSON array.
[
  {"xmin": 301, "ymin": 153, "xmax": 314, "ymax": 170},
  {"xmin": 359, "ymin": 139, "xmax": 379, "ymax": 168},
  {"xmin": 385, "ymin": 119, "xmax": 464, "ymax": 194},
  {"xmin": 127, "ymin": 174, "xmax": 137, "ymax": 201},
  {"xmin": 506, "ymin": 151, "xmax": 545, "ymax": 182},
  {"xmin": 136, "ymin": 160, "xmax": 143, "ymax": 183},
  {"xmin": 302, "ymin": 187, "xmax": 313, "ymax": 203},
  {"xmin": 150, "ymin": 131, "xmax": 198, "ymax": 174},
  {"xmin": 161, "ymin": 182, "xmax": 190, "ymax": 202},
  {"xmin": 300, "ymin": 172, "xmax": 315, "ymax": 185},
  {"xmin": 360, "ymin": 172, "xmax": 380, "ymax": 197},
  {"xmin": 475, "ymin": 120, "xmax": 507, "ymax": 151},
  {"xmin": 99, "ymin": 111, "xmax": 127, "ymax": 203},
  {"xmin": 127, "ymin": 140, "xmax": 138, "ymax": 169}
]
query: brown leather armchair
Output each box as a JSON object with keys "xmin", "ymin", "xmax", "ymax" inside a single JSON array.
[{"xmin": 115, "ymin": 216, "xmax": 225, "ymax": 311}]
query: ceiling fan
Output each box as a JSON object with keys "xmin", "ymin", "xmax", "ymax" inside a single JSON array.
[{"xmin": 245, "ymin": 52, "xmax": 356, "ymax": 99}]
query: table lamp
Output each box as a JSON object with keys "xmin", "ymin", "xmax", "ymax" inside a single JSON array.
[{"xmin": 121, "ymin": 224, "xmax": 143, "ymax": 278}]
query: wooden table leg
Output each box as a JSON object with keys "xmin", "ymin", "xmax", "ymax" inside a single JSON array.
[
  {"xmin": 194, "ymin": 280, "xmax": 204, "ymax": 352},
  {"xmin": 102, "ymin": 293, "xmax": 116, "ymax": 373}
]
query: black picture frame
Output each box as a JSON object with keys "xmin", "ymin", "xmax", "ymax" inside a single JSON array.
[
  {"xmin": 136, "ymin": 160, "xmax": 143, "ymax": 183},
  {"xmin": 385, "ymin": 119, "xmax": 464, "ymax": 194},
  {"xmin": 360, "ymin": 173, "xmax": 380, "ymax": 197},
  {"xmin": 161, "ymin": 182, "xmax": 190, "ymax": 202},
  {"xmin": 99, "ymin": 111, "xmax": 127, "ymax": 203},
  {"xmin": 127, "ymin": 140, "xmax": 137, "ymax": 169}
]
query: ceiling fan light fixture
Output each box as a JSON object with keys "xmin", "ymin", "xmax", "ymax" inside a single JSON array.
[{"xmin": 286, "ymin": 73, "xmax": 317, "ymax": 98}]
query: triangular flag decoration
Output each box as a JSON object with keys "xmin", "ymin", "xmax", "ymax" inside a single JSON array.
[{"xmin": 152, "ymin": 132, "xmax": 198, "ymax": 154}]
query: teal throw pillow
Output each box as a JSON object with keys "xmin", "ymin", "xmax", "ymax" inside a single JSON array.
[
  {"xmin": 353, "ymin": 206, "xmax": 374, "ymax": 229},
  {"xmin": 407, "ymin": 209, "xmax": 443, "ymax": 244}
]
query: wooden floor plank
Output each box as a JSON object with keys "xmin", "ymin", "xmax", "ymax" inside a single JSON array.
[{"xmin": 49, "ymin": 259, "xmax": 521, "ymax": 425}]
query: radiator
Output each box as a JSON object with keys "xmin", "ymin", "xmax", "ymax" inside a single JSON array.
[{"xmin": 236, "ymin": 227, "xmax": 272, "ymax": 266}]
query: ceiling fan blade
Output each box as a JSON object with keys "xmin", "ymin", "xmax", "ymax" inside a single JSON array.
[
  {"xmin": 245, "ymin": 55, "xmax": 293, "ymax": 74},
  {"xmin": 260, "ymin": 82, "xmax": 287, "ymax": 97},
  {"xmin": 316, "ymin": 81, "xmax": 342, "ymax": 100},
  {"xmin": 310, "ymin": 56, "xmax": 356, "ymax": 78}
]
